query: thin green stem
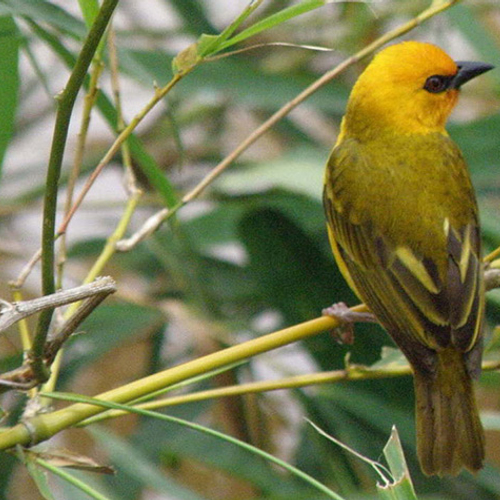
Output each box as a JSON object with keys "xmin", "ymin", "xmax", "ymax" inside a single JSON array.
[
  {"xmin": 484, "ymin": 245, "xmax": 500, "ymax": 263},
  {"xmin": 2, "ymin": 304, "xmax": 498, "ymax": 449},
  {"xmin": 84, "ymin": 190, "xmax": 143, "ymax": 287},
  {"xmin": 32, "ymin": 0, "xmax": 120, "ymax": 383},
  {"xmin": 0, "ymin": 305, "xmax": 358, "ymax": 449},
  {"xmin": 81, "ymin": 361, "xmax": 411, "ymax": 427},
  {"xmin": 108, "ymin": 24, "xmax": 140, "ymax": 197},
  {"xmin": 44, "ymin": 393, "xmax": 346, "ymax": 500},
  {"xmin": 57, "ymin": 58, "xmax": 104, "ymax": 290},
  {"xmin": 57, "ymin": 72, "xmax": 183, "ymax": 236},
  {"xmin": 36, "ymin": 458, "xmax": 111, "ymax": 500},
  {"xmin": 43, "ymin": 189, "xmax": 142, "ymax": 394},
  {"xmin": 108, "ymin": 25, "xmax": 134, "ymax": 175},
  {"xmin": 78, "ymin": 355, "xmax": 500, "ymax": 427}
]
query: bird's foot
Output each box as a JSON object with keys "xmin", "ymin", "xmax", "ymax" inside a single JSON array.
[{"xmin": 322, "ymin": 302, "xmax": 377, "ymax": 345}]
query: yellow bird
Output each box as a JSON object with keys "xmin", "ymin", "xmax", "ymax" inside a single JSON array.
[{"xmin": 323, "ymin": 41, "xmax": 493, "ymax": 476}]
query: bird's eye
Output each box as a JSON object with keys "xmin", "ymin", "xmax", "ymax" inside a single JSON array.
[{"xmin": 423, "ymin": 75, "xmax": 449, "ymax": 93}]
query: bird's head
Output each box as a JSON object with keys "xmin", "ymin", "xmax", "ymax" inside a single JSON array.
[{"xmin": 343, "ymin": 41, "xmax": 493, "ymax": 138}]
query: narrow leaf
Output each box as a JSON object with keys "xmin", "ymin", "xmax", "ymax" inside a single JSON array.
[
  {"xmin": 29, "ymin": 20, "xmax": 179, "ymax": 207},
  {"xmin": 0, "ymin": 0, "xmax": 84, "ymax": 37},
  {"xmin": 43, "ymin": 391, "xmax": 347, "ymax": 500},
  {"xmin": 18, "ymin": 449, "xmax": 55, "ymax": 500},
  {"xmin": 91, "ymin": 428, "xmax": 208, "ymax": 500},
  {"xmin": 37, "ymin": 458, "xmax": 112, "ymax": 500},
  {"xmin": 77, "ymin": 0, "xmax": 100, "ymax": 28},
  {"xmin": 218, "ymin": 0, "xmax": 326, "ymax": 52},
  {"xmin": 377, "ymin": 427, "xmax": 418, "ymax": 500},
  {"xmin": 0, "ymin": 16, "xmax": 19, "ymax": 179}
]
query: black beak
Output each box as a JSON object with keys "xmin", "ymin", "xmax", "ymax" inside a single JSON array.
[{"xmin": 451, "ymin": 60, "xmax": 494, "ymax": 89}]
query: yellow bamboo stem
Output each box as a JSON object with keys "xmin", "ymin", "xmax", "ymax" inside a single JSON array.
[{"xmin": 0, "ymin": 307, "xmax": 365, "ymax": 449}]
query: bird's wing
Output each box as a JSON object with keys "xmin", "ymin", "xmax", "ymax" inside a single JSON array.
[{"xmin": 323, "ymin": 141, "xmax": 483, "ymax": 374}]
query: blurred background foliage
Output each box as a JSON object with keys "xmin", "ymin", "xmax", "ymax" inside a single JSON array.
[{"xmin": 0, "ymin": 0, "xmax": 499, "ymax": 499}]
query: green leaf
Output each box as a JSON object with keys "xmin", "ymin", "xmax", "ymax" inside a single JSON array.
[
  {"xmin": 180, "ymin": 188, "xmax": 328, "ymax": 261},
  {"xmin": 123, "ymin": 48, "xmax": 349, "ymax": 113},
  {"xmin": 370, "ymin": 347, "xmax": 408, "ymax": 370},
  {"xmin": 450, "ymin": 115, "xmax": 500, "ymax": 186},
  {"xmin": 196, "ymin": 33, "xmax": 222, "ymax": 58},
  {"xmin": 134, "ymin": 407, "xmax": 308, "ymax": 497},
  {"xmin": 90, "ymin": 427, "xmax": 208, "ymax": 500},
  {"xmin": 171, "ymin": 0, "xmax": 329, "ymax": 73},
  {"xmin": 126, "ymin": 134, "xmax": 179, "ymax": 207},
  {"xmin": 0, "ymin": 0, "xmax": 85, "ymax": 37},
  {"xmin": 171, "ymin": 42, "xmax": 201, "ymax": 75},
  {"xmin": 238, "ymin": 207, "xmax": 335, "ymax": 321},
  {"xmin": 60, "ymin": 302, "xmax": 165, "ymax": 383},
  {"xmin": 218, "ymin": 0, "xmax": 326, "ymax": 52},
  {"xmin": 29, "ymin": 21, "xmax": 179, "ymax": 207},
  {"xmin": 308, "ymin": 419, "xmax": 392, "ymax": 485},
  {"xmin": 0, "ymin": 16, "xmax": 19, "ymax": 178},
  {"xmin": 298, "ymin": 380, "xmax": 417, "ymax": 488},
  {"xmin": 37, "ymin": 458, "xmax": 113, "ymax": 500},
  {"xmin": 0, "ymin": 452, "xmax": 17, "ymax": 498},
  {"xmin": 166, "ymin": 0, "xmax": 217, "ymax": 36},
  {"xmin": 378, "ymin": 427, "xmax": 418, "ymax": 499},
  {"xmin": 237, "ymin": 205, "xmax": 355, "ymax": 369},
  {"xmin": 77, "ymin": 0, "xmax": 100, "ymax": 28},
  {"xmin": 46, "ymin": 392, "xmax": 345, "ymax": 499},
  {"xmin": 172, "ymin": 0, "xmax": 264, "ymax": 73},
  {"xmin": 20, "ymin": 450, "xmax": 56, "ymax": 500},
  {"xmin": 448, "ymin": 4, "xmax": 500, "ymax": 86},
  {"xmin": 197, "ymin": 0, "xmax": 265, "ymax": 57},
  {"xmin": 214, "ymin": 148, "xmax": 325, "ymax": 199}
]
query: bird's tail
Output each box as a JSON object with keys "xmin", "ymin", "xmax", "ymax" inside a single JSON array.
[{"xmin": 414, "ymin": 348, "xmax": 485, "ymax": 476}]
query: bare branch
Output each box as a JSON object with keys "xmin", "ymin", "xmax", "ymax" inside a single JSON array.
[
  {"xmin": 0, "ymin": 277, "xmax": 117, "ymax": 391},
  {"xmin": 44, "ymin": 285, "xmax": 116, "ymax": 365},
  {"xmin": 485, "ymin": 267, "xmax": 500, "ymax": 292},
  {"xmin": 0, "ymin": 277, "xmax": 117, "ymax": 334},
  {"xmin": 9, "ymin": 248, "xmax": 42, "ymax": 290},
  {"xmin": 116, "ymin": 208, "xmax": 169, "ymax": 251}
]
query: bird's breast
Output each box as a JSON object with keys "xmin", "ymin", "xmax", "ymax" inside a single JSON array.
[{"xmin": 328, "ymin": 132, "xmax": 477, "ymax": 264}]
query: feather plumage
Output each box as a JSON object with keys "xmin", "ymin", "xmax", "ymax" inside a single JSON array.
[{"xmin": 323, "ymin": 41, "xmax": 491, "ymax": 476}]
